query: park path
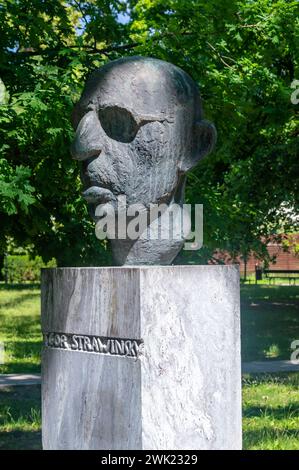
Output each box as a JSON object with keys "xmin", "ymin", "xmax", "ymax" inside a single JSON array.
[
  {"xmin": 242, "ymin": 360, "xmax": 299, "ymax": 374},
  {"xmin": 0, "ymin": 373, "xmax": 41, "ymax": 387},
  {"xmin": 0, "ymin": 361, "xmax": 299, "ymax": 387}
]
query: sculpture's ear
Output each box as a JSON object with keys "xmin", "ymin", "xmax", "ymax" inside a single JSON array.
[{"xmin": 181, "ymin": 119, "xmax": 217, "ymax": 172}]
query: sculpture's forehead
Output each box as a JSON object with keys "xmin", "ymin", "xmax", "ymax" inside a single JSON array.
[{"xmin": 79, "ymin": 58, "xmax": 200, "ymax": 116}]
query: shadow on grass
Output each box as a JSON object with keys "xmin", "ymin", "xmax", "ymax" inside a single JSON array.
[
  {"xmin": 0, "ymin": 385, "xmax": 41, "ymax": 420},
  {"xmin": 241, "ymin": 285, "xmax": 299, "ymax": 302},
  {"xmin": 0, "ymin": 292, "xmax": 40, "ymax": 310},
  {"xmin": 0, "ymin": 283, "xmax": 40, "ymax": 291},
  {"xmin": 241, "ymin": 285, "xmax": 299, "ymax": 362},
  {"xmin": 0, "ymin": 314, "xmax": 41, "ymax": 336},
  {"xmin": 242, "ymin": 372, "xmax": 299, "ymax": 387},
  {"xmin": 0, "ymin": 360, "xmax": 41, "ymax": 374},
  {"xmin": 0, "ymin": 430, "xmax": 42, "ymax": 450},
  {"xmin": 243, "ymin": 427, "xmax": 299, "ymax": 449},
  {"xmin": 0, "ymin": 385, "xmax": 41, "ymax": 450},
  {"xmin": 0, "ymin": 310, "xmax": 42, "ymax": 374},
  {"xmin": 0, "ymin": 286, "xmax": 42, "ymax": 374},
  {"xmin": 243, "ymin": 403, "xmax": 299, "ymax": 419}
]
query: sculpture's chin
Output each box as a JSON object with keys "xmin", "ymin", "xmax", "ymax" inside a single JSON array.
[{"xmin": 107, "ymin": 203, "xmax": 191, "ymax": 266}]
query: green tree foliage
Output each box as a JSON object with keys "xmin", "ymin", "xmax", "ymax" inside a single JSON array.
[{"xmin": 0, "ymin": 0, "xmax": 298, "ymax": 265}]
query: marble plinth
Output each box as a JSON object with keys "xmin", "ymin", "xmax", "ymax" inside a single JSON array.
[{"xmin": 41, "ymin": 266, "xmax": 241, "ymax": 450}]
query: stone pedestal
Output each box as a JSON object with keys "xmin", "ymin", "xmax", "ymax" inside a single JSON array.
[{"xmin": 41, "ymin": 266, "xmax": 241, "ymax": 450}]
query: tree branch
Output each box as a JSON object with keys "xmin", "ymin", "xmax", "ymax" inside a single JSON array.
[
  {"xmin": 206, "ymin": 41, "xmax": 233, "ymax": 68},
  {"xmin": 6, "ymin": 41, "xmax": 141, "ymax": 58},
  {"xmin": 6, "ymin": 30, "xmax": 196, "ymax": 59}
]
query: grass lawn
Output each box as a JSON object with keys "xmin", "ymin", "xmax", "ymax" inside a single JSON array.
[
  {"xmin": 243, "ymin": 373, "xmax": 299, "ymax": 450},
  {"xmin": 0, "ymin": 385, "xmax": 41, "ymax": 450},
  {"xmin": 241, "ymin": 285, "xmax": 299, "ymax": 362},
  {"xmin": 0, "ymin": 284, "xmax": 41, "ymax": 374}
]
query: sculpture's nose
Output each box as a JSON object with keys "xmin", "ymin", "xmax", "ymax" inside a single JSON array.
[{"xmin": 71, "ymin": 111, "xmax": 102, "ymax": 161}]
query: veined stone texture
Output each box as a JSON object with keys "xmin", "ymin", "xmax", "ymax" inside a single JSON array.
[{"xmin": 41, "ymin": 266, "xmax": 241, "ymax": 450}]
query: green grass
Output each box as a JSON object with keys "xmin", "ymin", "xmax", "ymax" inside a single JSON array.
[
  {"xmin": 0, "ymin": 284, "xmax": 41, "ymax": 374},
  {"xmin": 243, "ymin": 373, "xmax": 299, "ymax": 450},
  {"xmin": 241, "ymin": 285, "xmax": 299, "ymax": 362},
  {"xmin": 0, "ymin": 385, "xmax": 41, "ymax": 450},
  {"xmin": 241, "ymin": 275, "xmax": 299, "ymax": 286}
]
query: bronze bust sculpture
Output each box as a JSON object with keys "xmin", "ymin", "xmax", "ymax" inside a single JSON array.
[{"xmin": 71, "ymin": 56, "xmax": 216, "ymax": 265}]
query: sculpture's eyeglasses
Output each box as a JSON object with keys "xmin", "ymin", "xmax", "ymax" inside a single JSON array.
[{"xmin": 98, "ymin": 105, "xmax": 168, "ymax": 143}]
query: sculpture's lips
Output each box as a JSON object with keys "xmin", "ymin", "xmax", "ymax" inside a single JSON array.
[{"xmin": 82, "ymin": 186, "xmax": 115, "ymax": 204}]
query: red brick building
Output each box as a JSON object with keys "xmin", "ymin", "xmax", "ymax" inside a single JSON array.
[{"xmin": 213, "ymin": 234, "xmax": 299, "ymax": 277}]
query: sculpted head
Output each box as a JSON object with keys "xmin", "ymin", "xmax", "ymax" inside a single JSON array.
[{"xmin": 71, "ymin": 56, "xmax": 216, "ymax": 265}]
